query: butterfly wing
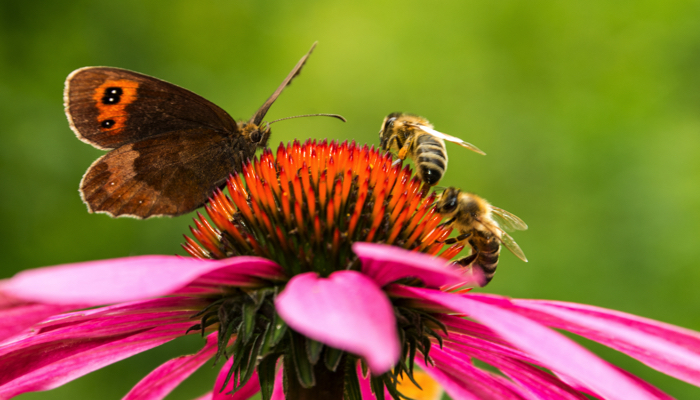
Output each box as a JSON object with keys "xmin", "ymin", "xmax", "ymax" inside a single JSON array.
[
  {"xmin": 80, "ymin": 128, "xmax": 253, "ymax": 218},
  {"xmin": 65, "ymin": 67, "xmax": 238, "ymax": 149},
  {"xmin": 413, "ymin": 125, "xmax": 486, "ymax": 156}
]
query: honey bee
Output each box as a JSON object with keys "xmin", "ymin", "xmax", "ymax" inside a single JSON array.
[
  {"xmin": 379, "ymin": 113, "xmax": 485, "ymax": 187},
  {"xmin": 436, "ymin": 187, "xmax": 528, "ymax": 286}
]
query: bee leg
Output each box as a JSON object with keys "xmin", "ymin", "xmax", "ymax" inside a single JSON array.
[
  {"xmin": 419, "ymin": 182, "xmax": 432, "ymax": 197},
  {"xmin": 386, "ymin": 135, "xmax": 402, "ymax": 153},
  {"xmin": 442, "ymin": 231, "xmax": 472, "ymax": 244},
  {"xmin": 440, "ymin": 217, "xmax": 456, "ymax": 226},
  {"xmin": 454, "ymin": 253, "xmax": 478, "ymax": 266},
  {"xmin": 397, "ymin": 137, "xmax": 414, "ymax": 160}
]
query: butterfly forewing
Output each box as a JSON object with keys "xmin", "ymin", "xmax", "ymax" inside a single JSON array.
[{"xmin": 65, "ymin": 67, "xmax": 238, "ymax": 150}]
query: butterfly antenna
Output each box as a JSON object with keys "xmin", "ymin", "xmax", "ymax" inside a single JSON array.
[{"xmin": 269, "ymin": 113, "xmax": 347, "ymax": 125}]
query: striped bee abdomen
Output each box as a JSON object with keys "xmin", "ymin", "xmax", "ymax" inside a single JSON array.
[
  {"xmin": 455, "ymin": 232, "xmax": 501, "ymax": 286},
  {"xmin": 414, "ymin": 134, "xmax": 447, "ymax": 186}
]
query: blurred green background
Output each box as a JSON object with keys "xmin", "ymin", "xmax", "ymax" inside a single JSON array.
[{"xmin": 2, "ymin": 0, "xmax": 700, "ymax": 398}]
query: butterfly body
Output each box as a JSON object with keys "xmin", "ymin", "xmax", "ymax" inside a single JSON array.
[{"xmin": 65, "ymin": 44, "xmax": 319, "ymax": 218}]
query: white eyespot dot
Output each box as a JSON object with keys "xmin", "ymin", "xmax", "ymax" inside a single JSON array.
[
  {"xmin": 110, "ymin": 182, "xmax": 115, "ymax": 186},
  {"xmin": 138, "ymin": 200, "xmax": 143, "ymax": 204}
]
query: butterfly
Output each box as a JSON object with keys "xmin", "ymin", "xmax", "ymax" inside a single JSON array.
[{"xmin": 65, "ymin": 42, "xmax": 343, "ymax": 219}]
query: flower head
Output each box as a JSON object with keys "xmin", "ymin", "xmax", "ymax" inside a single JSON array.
[{"xmin": 1, "ymin": 140, "xmax": 700, "ymax": 400}]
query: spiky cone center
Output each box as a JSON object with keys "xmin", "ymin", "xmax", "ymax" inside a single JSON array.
[{"xmin": 183, "ymin": 140, "xmax": 465, "ymax": 399}]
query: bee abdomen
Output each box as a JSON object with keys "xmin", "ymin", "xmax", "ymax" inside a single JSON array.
[
  {"xmin": 415, "ymin": 135, "xmax": 447, "ymax": 185},
  {"xmin": 471, "ymin": 237, "xmax": 501, "ymax": 286}
]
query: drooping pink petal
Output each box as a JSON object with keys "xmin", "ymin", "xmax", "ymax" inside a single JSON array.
[
  {"xmin": 439, "ymin": 315, "xmax": 512, "ymax": 348},
  {"xmin": 0, "ymin": 299, "xmax": 200, "ymax": 356},
  {"xmin": 25, "ymin": 296, "xmax": 207, "ymax": 337},
  {"xmin": 440, "ymin": 341, "xmax": 587, "ymax": 399},
  {"xmin": 4, "ymin": 256, "xmax": 283, "ymax": 306},
  {"xmin": 418, "ymin": 346, "xmax": 528, "ymax": 400},
  {"xmin": 0, "ymin": 322, "xmax": 192, "ymax": 398},
  {"xmin": 472, "ymin": 294, "xmax": 700, "ymax": 387},
  {"xmin": 353, "ymin": 242, "xmax": 478, "ymax": 288},
  {"xmin": 210, "ymin": 356, "xmax": 261, "ymax": 400},
  {"xmin": 123, "ymin": 332, "xmax": 219, "ymax": 400},
  {"xmin": 0, "ymin": 291, "xmax": 83, "ymax": 343},
  {"xmin": 389, "ymin": 285, "xmax": 667, "ymax": 400},
  {"xmin": 270, "ymin": 367, "xmax": 285, "ymax": 400},
  {"xmin": 275, "ymin": 271, "xmax": 400, "ymax": 373},
  {"xmin": 357, "ymin": 363, "xmax": 390, "ymax": 399}
]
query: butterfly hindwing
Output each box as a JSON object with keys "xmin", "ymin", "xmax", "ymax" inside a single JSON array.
[
  {"xmin": 65, "ymin": 67, "xmax": 238, "ymax": 150},
  {"xmin": 80, "ymin": 128, "xmax": 253, "ymax": 218}
]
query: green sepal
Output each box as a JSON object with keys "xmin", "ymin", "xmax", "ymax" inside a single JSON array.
[
  {"xmin": 260, "ymin": 312, "xmax": 287, "ymax": 355},
  {"xmin": 370, "ymin": 375, "xmax": 386, "ymax": 400},
  {"xmin": 306, "ymin": 338, "xmax": 324, "ymax": 365},
  {"xmin": 360, "ymin": 359, "xmax": 369, "ymax": 379},
  {"xmin": 214, "ymin": 317, "xmax": 239, "ymax": 365},
  {"xmin": 257, "ymin": 353, "xmax": 282, "ymax": 400},
  {"xmin": 290, "ymin": 331, "xmax": 315, "ymax": 388},
  {"xmin": 236, "ymin": 333, "xmax": 264, "ymax": 392},
  {"xmin": 241, "ymin": 300, "xmax": 259, "ymax": 343},
  {"xmin": 324, "ymin": 346, "xmax": 344, "ymax": 372},
  {"xmin": 219, "ymin": 330, "xmax": 247, "ymax": 391},
  {"xmin": 343, "ymin": 357, "xmax": 362, "ymax": 400},
  {"xmin": 241, "ymin": 289, "xmax": 270, "ymax": 344}
]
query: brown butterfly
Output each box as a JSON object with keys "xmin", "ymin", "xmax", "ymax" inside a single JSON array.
[{"xmin": 65, "ymin": 42, "xmax": 343, "ymax": 219}]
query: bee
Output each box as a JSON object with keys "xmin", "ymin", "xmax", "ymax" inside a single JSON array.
[
  {"xmin": 436, "ymin": 187, "xmax": 528, "ymax": 286},
  {"xmin": 379, "ymin": 113, "xmax": 485, "ymax": 188}
]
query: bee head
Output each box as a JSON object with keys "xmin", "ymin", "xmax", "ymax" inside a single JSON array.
[
  {"xmin": 379, "ymin": 112, "xmax": 403, "ymax": 150},
  {"xmin": 436, "ymin": 187, "xmax": 461, "ymax": 215}
]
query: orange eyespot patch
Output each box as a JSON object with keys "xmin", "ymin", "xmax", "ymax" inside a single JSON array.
[{"xmin": 91, "ymin": 79, "xmax": 139, "ymax": 135}]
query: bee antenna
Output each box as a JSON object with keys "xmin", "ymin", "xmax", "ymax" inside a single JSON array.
[
  {"xmin": 269, "ymin": 113, "xmax": 347, "ymax": 125},
  {"xmin": 434, "ymin": 185, "xmax": 448, "ymax": 192}
]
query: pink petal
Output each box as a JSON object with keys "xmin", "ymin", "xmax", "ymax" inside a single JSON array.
[
  {"xmin": 357, "ymin": 362, "xmax": 390, "ymax": 399},
  {"xmin": 390, "ymin": 285, "xmax": 667, "ymax": 400},
  {"xmin": 275, "ymin": 271, "xmax": 400, "ymax": 373},
  {"xmin": 270, "ymin": 367, "xmax": 285, "ymax": 400},
  {"xmin": 0, "ymin": 300, "xmax": 199, "ymax": 355},
  {"xmin": 476, "ymin": 295, "xmax": 700, "ymax": 387},
  {"xmin": 353, "ymin": 242, "xmax": 478, "ymax": 288},
  {"xmin": 4, "ymin": 256, "xmax": 283, "ymax": 305},
  {"xmin": 418, "ymin": 346, "xmax": 528, "ymax": 400},
  {"xmin": 123, "ymin": 332, "xmax": 219, "ymax": 400},
  {"xmin": 0, "ymin": 291, "xmax": 83, "ymax": 343},
  {"xmin": 441, "ymin": 341, "xmax": 586, "ymax": 399},
  {"xmin": 210, "ymin": 356, "xmax": 261, "ymax": 400},
  {"xmin": 0, "ymin": 322, "xmax": 191, "ymax": 398}
]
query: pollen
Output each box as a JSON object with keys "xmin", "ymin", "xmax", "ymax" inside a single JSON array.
[{"xmin": 183, "ymin": 140, "xmax": 463, "ymax": 276}]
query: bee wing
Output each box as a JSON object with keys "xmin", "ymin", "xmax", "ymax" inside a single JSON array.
[
  {"xmin": 490, "ymin": 206, "xmax": 528, "ymax": 231},
  {"xmin": 495, "ymin": 228, "xmax": 528, "ymax": 262},
  {"xmin": 412, "ymin": 124, "xmax": 486, "ymax": 155}
]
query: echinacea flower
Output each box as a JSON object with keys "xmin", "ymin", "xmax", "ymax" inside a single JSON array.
[{"xmin": 2, "ymin": 140, "xmax": 700, "ymax": 399}]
